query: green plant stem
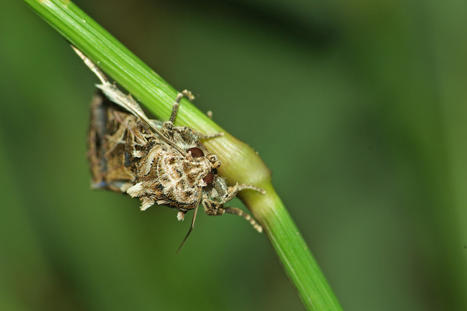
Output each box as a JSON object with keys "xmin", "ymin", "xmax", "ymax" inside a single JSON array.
[
  {"xmin": 241, "ymin": 183, "xmax": 341, "ymax": 310},
  {"xmin": 24, "ymin": 0, "xmax": 342, "ymax": 310}
]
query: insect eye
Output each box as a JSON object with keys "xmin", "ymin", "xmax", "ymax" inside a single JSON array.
[
  {"xmin": 203, "ymin": 172, "xmax": 214, "ymax": 185},
  {"xmin": 187, "ymin": 147, "xmax": 204, "ymax": 158}
]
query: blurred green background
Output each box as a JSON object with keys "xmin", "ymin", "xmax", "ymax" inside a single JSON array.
[{"xmin": 1, "ymin": 0, "xmax": 466, "ymax": 310}]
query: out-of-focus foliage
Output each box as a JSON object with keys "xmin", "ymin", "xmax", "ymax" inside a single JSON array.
[{"xmin": 1, "ymin": 0, "xmax": 466, "ymax": 310}]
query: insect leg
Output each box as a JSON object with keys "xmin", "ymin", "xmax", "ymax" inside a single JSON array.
[
  {"xmin": 195, "ymin": 130, "xmax": 224, "ymax": 141},
  {"xmin": 203, "ymin": 201, "xmax": 262, "ymax": 233},
  {"xmin": 170, "ymin": 89, "xmax": 195, "ymax": 123},
  {"xmin": 221, "ymin": 183, "xmax": 266, "ymax": 204},
  {"xmin": 222, "ymin": 207, "xmax": 263, "ymax": 233}
]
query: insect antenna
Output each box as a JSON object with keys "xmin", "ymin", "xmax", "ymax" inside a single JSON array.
[
  {"xmin": 176, "ymin": 206, "xmax": 199, "ymax": 253},
  {"xmin": 71, "ymin": 46, "xmax": 110, "ymax": 86}
]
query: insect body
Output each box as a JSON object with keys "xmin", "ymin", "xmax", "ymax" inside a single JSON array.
[
  {"xmin": 74, "ymin": 47, "xmax": 264, "ymax": 248},
  {"xmin": 89, "ymin": 89, "xmax": 220, "ymax": 211}
]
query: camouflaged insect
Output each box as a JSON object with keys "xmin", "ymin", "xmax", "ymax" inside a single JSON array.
[{"xmin": 73, "ymin": 47, "xmax": 264, "ymax": 248}]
